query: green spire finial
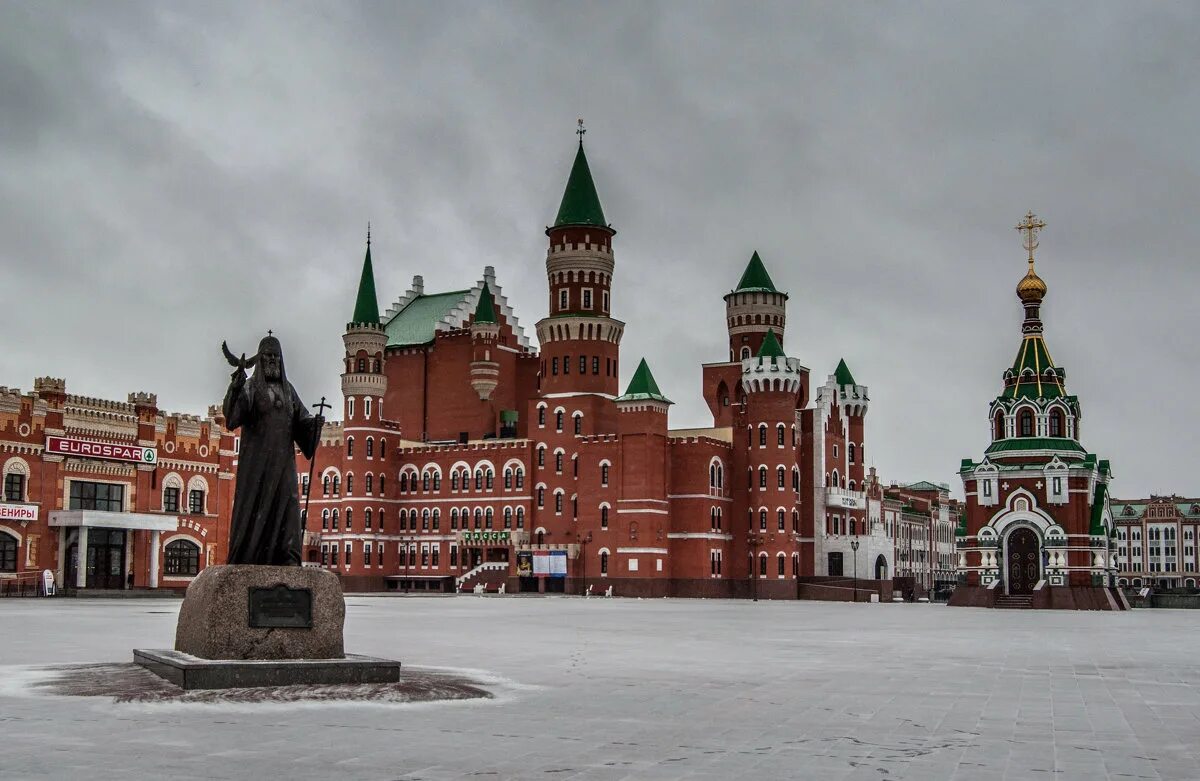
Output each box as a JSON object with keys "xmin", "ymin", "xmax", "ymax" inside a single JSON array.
[
  {"xmin": 473, "ymin": 283, "xmax": 497, "ymax": 324},
  {"xmin": 734, "ymin": 251, "xmax": 778, "ymax": 293},
  {"xmin": 757, "ymin": 330, "xmax": 785, "ymax": 359},
  {"xmin": 351, "ymin": 228, "xmax": 380, "ymax": 325},
  {"xmin": 834, "ymin": 358, "xmax": 857, "ymax": 386},
  {"xmin": 616, "ymin": 358, "xmax": 672, "ymax": 404},
  {"xmin": 553, "ymin": 132, "xmax": 608, "ymax": 229}
]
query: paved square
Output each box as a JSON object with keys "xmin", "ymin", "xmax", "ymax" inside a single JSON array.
[{"xmin": 2, "ymin": 597, "xmax": 1198, "ymax": 780}]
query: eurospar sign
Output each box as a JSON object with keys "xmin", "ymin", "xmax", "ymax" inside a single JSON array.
[{"xmin": 46, "ymin": 436, "xmax": 157, "ymax": 465}]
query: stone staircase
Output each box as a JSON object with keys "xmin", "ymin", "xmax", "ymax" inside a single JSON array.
[
  {"xmin": 455, "ymin": 561, "xmax": 509, "ymax": 593},
  {"xmin": 994, "ymin": 594, "xmax": 1034, "ymax": 609}
]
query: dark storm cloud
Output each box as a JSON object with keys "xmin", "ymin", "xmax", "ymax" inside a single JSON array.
[{"xmin": 2, "ymin": 1, "xmax": 1197, "ymax": 497}]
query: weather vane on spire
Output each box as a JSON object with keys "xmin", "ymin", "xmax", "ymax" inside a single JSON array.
[
  {"xmin": 366, "ymin": 221, "xmax": 371, "ymax": 247},
  {"xmin": 1015, "ymin": 210, "xmax": 1046, "ymax": 266},
  {"xmin": 577, "ymin": 118, "xmax": 586, "ymax": 145}
]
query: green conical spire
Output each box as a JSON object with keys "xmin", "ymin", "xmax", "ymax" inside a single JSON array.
[
  {"xmin": 834, "ymin": 358, "xmax": 856, "ymax": 386},
  {"xmin": 734, "ymin": 251, "xmax": 778, "ymax": 293},
  {"xmin": 351, "ymin": 232, "xmax": 380, "ymax": 325},
  {"xmin": 473, "ymin": 283, "xmax": 497, "ymax": 324},
  {"xmin": 617, "ymin": 358, "xmax": 672, "ymax": 403},
  {"xmin": 553, "ymin": 141, "xmax": 608, "ymax": 228},
  {"xmin": 757, "ymin": 330, "xmax": 785, "ymax": 359}
]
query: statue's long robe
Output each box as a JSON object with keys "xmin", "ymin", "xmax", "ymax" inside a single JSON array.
[{"xmin": 223, "ymin": 378, "xmax": 321, "ymax": 565}]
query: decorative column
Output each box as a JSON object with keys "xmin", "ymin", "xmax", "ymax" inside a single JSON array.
[
  {"xmin": 75, "ymin": 526, "xmax": 89, "ymax": 588},
  {"xmin": 149, "ymin": 530, "xmax": 161, "ymax": 589}
]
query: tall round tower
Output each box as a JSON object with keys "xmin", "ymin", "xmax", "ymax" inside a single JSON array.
[
  {"xmin": 740, "ymin": 331, "xmax": 804, "ymax": 588},
  {"xmin": 725, "ymin": 251, "xmax": 788, "ymax": 361},
  {"xmin": 536, "ymin": 126, "xmax": 624, "ymax": 397},
  {"xmin": 342, "ymin": 233, "xmax": 388, "ymax": 436}
]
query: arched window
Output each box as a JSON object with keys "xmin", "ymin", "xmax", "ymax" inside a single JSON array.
[
  {"xmin": 601, "ymin": 464, "xmax": 610, "ymax": 486},
  {"xmin": 759, "ymin": 425, "xmax": 767, "ymax": 446},
  {"xmin": 555, "ymin": 411, "xmax": 564, "ymax": 432},
  {"xmin": 832, "ymin": 469, "xmax": 840, "ymax": 487},
  {"xmin": 759, "ymin": 467, "xmax": 767, "ymax": 488},
  {"xmin": 450, "ymin": 470, "xmax": 459, "ymax": 491},
  {"xmin": 537, "ymin": 447, "xmax": 546, "ymax": 468},
  {"xmin": 777, "ymin": 509, "xmax": 785, "ymax": 531},
  {"xmin": 365, "ymin": 474, "xmax": 373, "ymax": 494},
  {"xmin": 504, "ymin": 507, "xmax": 513, "ymax": 529},
  {"xmin": 555, "ymin": 491, "xmax": 564, "ymax": 513},
  {"xmin": 993, "ymin": 411, "xmax": 1005, "ymax": 440},
  {"xmin": 777, "ymin": 467, "xmax": 786, "ymax": 488},
  {"xmin": 451, "ymin": 508, "xmax": 459, "ymax": 529},
  {"xmin": 422, "ymin": 509, "xmax": 430, "ymax": 530},
  {"xmin": 778, "ymin": 554, "xmax": 786, "ymax": 576},
  {"xmin": 364, "ymin": 508, "xmax": 373, "ymax": 530},
  {"xmin": 1019, "ymin": 410, "xmax": 1034, "ymax": 437},
  {"xmin": 537, "ymin": 529, "xmax": 545, "ymax": 545},
  {"xmin": 379, "ymin": 474, "xmax": 386, "ymax": 495},
  {"xmin": 422, "ymin": 472, "xmax": 430, "ymax": 491},
  {"xmin": 432, "ymin": 509, "xmax": 440, "ymax": 530},
  {"xmin": 504, "ymin": 468, "xmax": 513, "ymax": 489},
  {"xmin": 345, "ymin": 509, "xmax": 353, "ymax": 530},
  {"xmin": 537, "ymin": 487, "xmax": 545, "ymax": 507},
  {"xmin": 485, "ymin": 508, "xmax": 494, "ymax": 529},
  {"xmin": 777, "ymin": 425, "xmax": 785, "ymax": 446},
  {"xmin": 164, "ymin": 539, "xmax": 200, "ymax": 576},
  {"xmin": 848, "ymin": 443, "xmax": 856, "ymax": 463},
  {"xmin": 321, "ymin": 509, "xmax": 329, "ymax": 530},
  {"xmin": 759, "ymin": 509, "xmax": 767, "ymax": 530},
  {"xmin": 537, "ymin": 405, "xmax": 546, "ymax": 426},
  {"xmin": 1049, "ymin": 409, "xmax": 1064, "ymax": 438},
  {"xmin": 332, "ymin": 509, "xmax": 339, "ymax": 530},
  {"xmin": 323, "ymin": 475, "xmax": 330, "ymax": 495},
  {"xmin": 740, "ymin": 347, "xmax": 751, "ymax": 360},
  {"xmin": 574, "ymin": 414, "xmax": 582, "ymax": 435},
  {"xmin": 515, "ymin": 468, "xmax": 525, "ymax": 489},
  {"xmin": 601, "ymin": 505, "xmax": 609, "ymax": 529},
  {"xmin": 474, "ymin": 469, "xmax": 483, "ymax": 490},
  {"xmin": 366, "ymin": 437, "xmax": 374, "ymax": 458},
  {"xmin": 848, "ymin": 480, "xmax": 855, "ymax": 491},
  {"xmin": 380, "ymin": 439, "xmax": 386, "ymax": 460},
  {"xmin": 600, "ymin": 550, "xmax": 609, "ymax": 574},
  {"xmin": 485, "ymin": 469, "xmax": 494, "ymax": 490},
  {"xmin": 345, "ymin": 474, "xmax": 353, "ymax": 495},
  {"xmin": 516, "ymin": 507, "xmax": 525, "ymax": 529},
  {"xmin": 555, "ymin": 452, "xmax": 563, "ymax": 473}
]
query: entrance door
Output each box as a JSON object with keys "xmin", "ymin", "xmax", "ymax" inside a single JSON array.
[
  {"xmin": 875, "ymin": 555, "xmax": 887, "ymax": 580},
  {"xmin": 1006, "ymin": 528, "xmax": 1040, "ymax": 595},
  {"xmin": 86, "ymin": 529, "xmax": 127, "ymax": 589}
]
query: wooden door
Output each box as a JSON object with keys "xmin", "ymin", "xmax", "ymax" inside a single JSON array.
[{"xmin": 1007, "ymin": 528, "xmax": 1040, "ymax": 594}]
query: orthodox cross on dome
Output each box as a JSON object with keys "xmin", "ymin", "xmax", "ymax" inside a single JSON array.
[
  {"xmin": 367, "ymin": 221, "xmax": 371, "ymax": 247},
  {"xmin": 267, "ymin": 330, "xmax": 273, "ymax": 337},
  {"xmin": 1015, "ymin": 210, "xmax": 1046, "ymax": 265},
  {"xmin": 576, "ymin": 118, "xmax": 586, "ymax": 145}
]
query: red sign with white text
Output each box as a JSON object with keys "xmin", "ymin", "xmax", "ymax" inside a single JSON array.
[{"xmin": 46, "ymin": 436, "xmax": 157, "ymax": 465}]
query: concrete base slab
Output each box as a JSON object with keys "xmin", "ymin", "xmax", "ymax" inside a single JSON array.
[{"xmin": 134, "ymin": 648, "xmax": 401, "ymax": 690}]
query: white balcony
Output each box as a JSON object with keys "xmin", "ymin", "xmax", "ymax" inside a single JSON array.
[{"xmin": 825, "ymin": 487, "xmax": 866, "ymax": 510}]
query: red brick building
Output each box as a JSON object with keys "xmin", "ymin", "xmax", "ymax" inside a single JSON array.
[
  {"xmin": 1110, "ymin": 496, "xmax": 1200, "ymax": 590},
  {"xmin": 0, "ymin": 380, "xmax": 232, "ymax": 593},
  {"xmin": 949, "ymin": 213, "xmax": 1122, "ymax": 610},
  {"xmin": 300, "ymin": 136, "xmax": 879, "ymax": 598}
]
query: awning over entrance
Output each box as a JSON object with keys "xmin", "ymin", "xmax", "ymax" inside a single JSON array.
[{"xmin": 49, "ymin": 510, "xmax": 178, "ymax": 532}]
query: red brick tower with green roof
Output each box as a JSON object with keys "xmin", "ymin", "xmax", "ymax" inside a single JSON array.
[
  {"xmin": 535, "ymin": 131, "xmax": 623, "ymax": 402},
  {"xmin": 342, "ymin": 229, "xmax": 388, "ymax": 443},
  {"xmin": 469, "ymin": 283, "xmax": 501, "ymax": 400},
  {"xmin": 950, "ymin": 213, "xmax": 1121, "ymax": 610},
  {"xmin": 725, "ymin": 251, "xmax": 789, "ymax": 361}
]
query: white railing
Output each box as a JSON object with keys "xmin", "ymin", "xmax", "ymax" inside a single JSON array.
[
  {"xmin": 826, "ymin": 487, "xmax": 867, "ymax": 510},
  {"xmin": 454, "ymin": 560, "xmax": 507, "ymax": 587}
]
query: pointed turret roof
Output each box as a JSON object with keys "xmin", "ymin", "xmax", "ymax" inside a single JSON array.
[
  {"xmin": 553, "ymin": 141, "xmax": 608, "ymax": 229},
  {"xmin": 757, "ymin": 330, "xmax": 785, "ymax": 359},
  {"xmin": 473, "ymin": 282, "xmax": 497, "ymax": 324},
  {"xmin": 734, "ymin": 251, "xmax": 778, "ymax": 293},
  {"xmin": 616, "ymin": 358, "xmax": 672, "ymax": 404},
  {"xmin": 834, "ymin": 358, "xmax": 856, "ymax": 386},
  {"xmin": 351, "ymin": 237, "xmax": 380, "ymax": 325}
]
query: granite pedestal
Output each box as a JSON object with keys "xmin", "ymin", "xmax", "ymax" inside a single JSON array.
[{"xmin": 135, "ymin": 564, "xmax": 400, "ymax": 689}]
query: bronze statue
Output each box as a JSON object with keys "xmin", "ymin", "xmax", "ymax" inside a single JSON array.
[{"xmin": 221, "ymin": 334, "xmax": 323, "ymax": 565}]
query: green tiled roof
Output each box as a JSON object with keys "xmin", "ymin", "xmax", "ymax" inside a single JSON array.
[
  {"xmin": 553, "ymin": 142, "xmax": 607, "ymax": 228},
  {"xmin": 734, "ymin": 251, "xmax": 778, "ymax": 293},
  {"xmin": 617, "ymin": 358, "xmax": 672, "ymax": 404},
  {"xmin": 757, "ymin": 330, "xmax": 785, "ymax": 359},
  {"xmin": 984, "ymin": 437, "xmax": 1086, "ymax": 457},
  {"xmin": 1004, "ymin": 335, "xmax": 1065, "ymax": 399},
  {"xmin": 473, "ymin": 283, "xmax": 497, "ymax": 324},
  {"xmin": 351, "ymin": 243, "xmax": 380, "ymax": 325},
  {"xmin": 834, "ymin": 358, "xmax": 856, "ymax": 386},
  {"xmin": 1090, "ymin": 482, "xmax": 1109, "ymax": 536},
  {"xmin": 384, "ymin": 290, "xmax": 468, "ymax": 347}
]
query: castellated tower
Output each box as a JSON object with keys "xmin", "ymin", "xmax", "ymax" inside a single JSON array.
[
  {"xmin": 739, "ymin": 331, "xmax": 805, "ymax": 588},
  {"xmin": 536, "ymin": 130, "xmax": 624, "ymax": 399},
  {"xmin": 470, "ymin": 283, "xmax": 501, "ymax": 400},
  {"xmin": 725, "ymin": 251, "xmax": 788, "ymax": 361},
  {"xmin": 342, "ymin": 234, "xmax": 388, "ymax": 435}
]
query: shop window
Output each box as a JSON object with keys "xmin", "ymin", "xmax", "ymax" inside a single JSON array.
[{"xmin": 164, "ymin": 540, "xmax": 200, "ymax": 576}]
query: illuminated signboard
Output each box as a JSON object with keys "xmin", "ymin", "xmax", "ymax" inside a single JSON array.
[{"xmin": 46, "ymin": 436, "xmax": 157, "ymax": 465}]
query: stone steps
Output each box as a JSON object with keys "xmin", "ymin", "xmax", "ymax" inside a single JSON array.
[{"xmin": 995, "ymin": 594, "xmax": 1034, "ymax": 609}]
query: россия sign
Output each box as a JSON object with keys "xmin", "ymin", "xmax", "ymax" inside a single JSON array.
[{"xmin": 46, "ymin": 436, "xmax": 157, "ymax": 465}]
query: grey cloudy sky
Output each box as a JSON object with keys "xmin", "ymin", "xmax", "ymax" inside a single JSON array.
[{"xmin": 2, "ymin": 2, "xmax": 1198, "ymax": 498}]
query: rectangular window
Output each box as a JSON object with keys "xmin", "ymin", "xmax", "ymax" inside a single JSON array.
[
  {"xmin": 592, "ymin": 356, "xmax": 600, "ymax": 375},
  {"xmin": 563, "ymin": 355, "xmax": 570, "ymax": 375},
  {"xmin": 69, "ymin": 481, "xmax": 125, "ymax": 512},
  {"xmin": 1052, "ymin": 476, "xmax": 1062, "ymax": 494},
  {"xmin": 163, "ymin": 486, "xmax": 180, "ymax": 512},
  {"xmin": 189, "ymin": 489, "xmax": 205, "ymax": 514},
  {"xmin": 579, "ymin": 356, "xmax": 586, "ymax": 374},
  {"xmin": 321, "ymin": 545, "xmax": 329, "ymax": 566},
  {"xmin": 628, "ymin": 558, "xmax": 638, "ymax": 572},
  {"xmin": 432, "ymin": 546, "xmax": 440, "ymax": 567},
  {"xmin": 559, "ymin": 289, "xmax": 568, "ymax": 310},
  {"xmin": 344, "ymin": 543, "xmax": 351, "ymax": 564},
  {"xmin": 363, "ymin": 543, "xmax": 371, "ymax": 567},
  {"xmin": 582, "ymin": 289, "xmax": 593, "ymax": 309},
  {"xmin": 602, "ymin": 291, "xmax": 609, "ymax": 312},
  {"xmin": 552, "ymin": 358, "xmax": 559, "ymax": 375},
  {"xmin": 4, "ymin": 473, "xmax": 25, "ymax": 502},
  {"xmin": 982, "ymin": 480, "xmax": 992, "ymax": 497}
]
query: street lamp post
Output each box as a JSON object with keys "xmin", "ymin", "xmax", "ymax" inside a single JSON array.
[
  {"xmin": 747, "ymin": 534, "xmax": 759, "ymax": 602},
  {"xmin": 850, "ymin": 539, "xmax": 860, "ymax": 603}
]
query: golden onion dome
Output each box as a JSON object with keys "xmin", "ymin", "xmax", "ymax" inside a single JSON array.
[{"xmin": 1016, "ymin": 259, "xmax": 1047, "ymax": 303}]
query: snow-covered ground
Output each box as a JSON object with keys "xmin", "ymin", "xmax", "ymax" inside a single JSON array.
[{"xmin": 2, "ymin": 597, "xmax": 1198, "ymax": 780}]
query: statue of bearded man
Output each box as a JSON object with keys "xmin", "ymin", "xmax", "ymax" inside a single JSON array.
[{"xmin": 222, "ymin": 334, "xmax": 323, "ymax": 565}]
